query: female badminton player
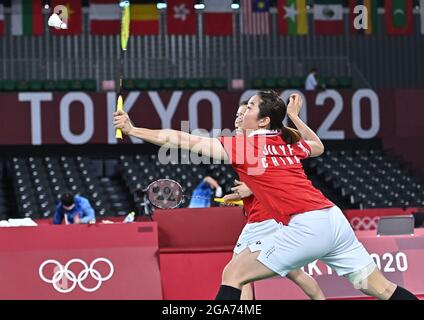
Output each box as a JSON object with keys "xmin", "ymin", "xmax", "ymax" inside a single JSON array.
[
  {"xmin": 226, "ymin": 100, "xmax": 325, "ymax": 300},
  {"xmin": 113, "ymin": 91, "xmax": 417, "ymax": 300}
]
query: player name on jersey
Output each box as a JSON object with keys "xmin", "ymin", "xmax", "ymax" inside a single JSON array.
[{"xmin": 261, "ymin": 142, "xmax": 307, "ymax": 168}]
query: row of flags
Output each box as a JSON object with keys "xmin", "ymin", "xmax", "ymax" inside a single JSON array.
[{"xmin": 0, "ymin": 0, "xmax": 422, "ymax": 36}]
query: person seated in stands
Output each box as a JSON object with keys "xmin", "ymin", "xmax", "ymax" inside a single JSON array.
[
  {"xmin": 53, "ymin": 192, "xmax": 96, "ymax": 225},
  {"xmin": 188, "ymin": 176, "xmax": 223, "ymax": 208}
]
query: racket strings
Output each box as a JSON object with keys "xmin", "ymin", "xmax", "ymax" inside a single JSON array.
[{"xmin": 146, "ymin": 179, "xmax": 236, "ymax": 209}]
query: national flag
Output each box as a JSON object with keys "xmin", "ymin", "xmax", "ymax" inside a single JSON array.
[
  {"xmin": 203, "ymin": 0, "xmax": 233, "ymax": 36},
  {"xmin": 131, "ymin": 0, "xmax": 160, "ymax": 35},
  {"xmin": 277, "ymin": 0, "xmax": 308, "ymax": 35},
  {"xmin": 51, "ymin": 0, "xmax": 82, "ymax": 35},
  {"xmin": 0, "ymin": 1, "xmax": 4, "ymax": 36},
  {"xmin": 385, "ymin": 0, "xmax": 414, "ymax": 35},
  {"xmin": 11, "ymin": 0, "xmax": 44, "ymax": 36},
  {"xmin": 89, "ymin": 0, "xmax": 120, "ymax": 35},
  {"xmin": 314, "ymin": 0, "xmax": 344, "ymax": 35},
  {"xmin": 349, "ymin": 0, "xmax": 378, "ymax": 35},
  {"xmin": 167, "ymin": 0, "xmax": 196, "ymax": 35},
  {"xmin": 241, "ymin": 0, "xmax": 271, "ymax": 35}
]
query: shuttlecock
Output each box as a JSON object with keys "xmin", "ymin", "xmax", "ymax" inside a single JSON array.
[
  {"xmin": 119, "ymin": 1, "xmax": 130, "ymax": 8},
  {"xmin": 48, "ymin": 13, "xmax": 67, "ymax": 29}
]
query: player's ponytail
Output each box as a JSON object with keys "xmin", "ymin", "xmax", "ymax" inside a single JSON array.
[{"xmin": 281, "ymin": 126, "xmax": 301, "ymax": 145}]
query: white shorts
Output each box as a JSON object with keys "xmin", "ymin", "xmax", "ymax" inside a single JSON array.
[
  {"xmin": 233, "ymin": 219, "xmax": 280, "ymax": 255},
  {"xmin": 249, "ymin": 206, "xmax": 374, "ymax": 279}
]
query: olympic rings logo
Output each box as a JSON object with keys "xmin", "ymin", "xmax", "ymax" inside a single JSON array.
[
  {"xmin": 350, "ymin": 216, "xmax": 379, "ymax": 230},
  {"xmin": 39, "ymin": 258, "xmax": 114, "ymax": 293}
]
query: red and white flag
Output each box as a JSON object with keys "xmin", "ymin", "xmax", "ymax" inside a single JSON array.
[
  {"xmin": 313, "ymin": 0, "xmax": 344, "ymax": 35},
  {"xmin": 89, "ymin": 0, "xmax": 120, "ymax": 35},
  {"xmin": 203, "ymin": 0, "xmax": 233, "ymax": 36},
  {"xmin": 167, "ymin": 0, "xmax": 196, "ymax": 35}
]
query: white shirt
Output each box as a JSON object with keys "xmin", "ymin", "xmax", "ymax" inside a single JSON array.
[{"xmin": 305, "ymin": 73, "xmax": 318, "ymax": 91}]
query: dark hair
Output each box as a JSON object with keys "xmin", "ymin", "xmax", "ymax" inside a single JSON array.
[
  {"xmin": 257, "ymin": 90, "xmax": 301, "ymax": 145},
  {"xmin": 311, "ymin": 68, "xmax": 317, "ymax": 73},
  {"xmin": 61, "ymin": 192, "xmax": 75, "ymax": 207},
  {"xmin": 239, "ymin": 100, "xmax": 249, "ymax": 106}
]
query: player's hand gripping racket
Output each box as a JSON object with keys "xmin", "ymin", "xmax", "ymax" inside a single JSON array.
[
  {"xmin": 116, "ymin": 1, "xmax": 130, "ymax": 140},
  {"xmin": 145, "ymin": 179, "xmax": 243, "ymax": 209}
]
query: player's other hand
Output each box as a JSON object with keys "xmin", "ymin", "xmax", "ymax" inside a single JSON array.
[
  {"xmin": 287, "ymin": 93, "xmax": 303, "ymax": 118},
  {"xmin": 226, "ymin": 180, "xmax": 253, "ymax": 200},
  {"xmin": 222, "ymin": 193, "xmax": 241, "ymax": 205},
  {"xmin": 114, "ymin": 110, "xmax": 134, "ymax": 135}
]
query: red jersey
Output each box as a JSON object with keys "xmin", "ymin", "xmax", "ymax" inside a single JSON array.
[
  {"xmin": 220, "ymin": 130, "xmax": 334, "ymax": 225},
  {"xmin": 241, "ymin": 193, "xmax": 275, "ymax": 223}
]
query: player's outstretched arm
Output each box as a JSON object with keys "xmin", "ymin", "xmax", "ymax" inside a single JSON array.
[{"xmin": 113, "ymin": 110, "xmax": 227, "ymax": 161}]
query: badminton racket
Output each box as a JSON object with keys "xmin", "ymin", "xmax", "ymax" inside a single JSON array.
[
  {"xmin": 116, "ymin": 1, "xmax": 130, "ymax": 140},
  {"xmin": 144, "ymin": 179, "xmax": 243, "ymax": 209}
]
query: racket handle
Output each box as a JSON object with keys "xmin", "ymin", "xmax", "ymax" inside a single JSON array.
[
  {"xmin": 214, "ymin": 198, "xmax": 243, "ymax": 206},
  {"xmin": 115, "ymin": 95, "xmax": 123, "ymax": 139}
]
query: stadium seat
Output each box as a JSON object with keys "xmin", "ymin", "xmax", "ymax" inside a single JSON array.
[
  {"xmin": 316, "ymin": 75, "xmax": 326, "ymax": 87},
  {"xmin": 339, "ymin": 76, "xmax": 353, "ymax": 88},
  {"xmin": 187, "ymin": 79, "xmax": 201, "ymax": 89},
  {"xmin": 288, "ymin": 77, "xmax": 304, "ymax": 89},
  {"xmin": 175, "ymin": 79, "xmax": 188, "ymax": 90},
  {"xmin": 213, "ymin": 78, "xmax": 227, "ymax": 89},
  {"xmin": 70, "ymin": 80, "xmax": 83, "ymax": 91},
  {"xmin": 0, "ymin": 80, "xmax": 13, "ymax": 91},
  {"xmin": 55, "ymin": 80, "xmax": 71, "ymax": 91},
  {"xmin": 201, "ymin": 78, "xmax": 214, "ymax": 89},
  {"xmin": 82, "ymin": 79, "xmax": 97, "ymax": 91},
  {"xmin": 16, "ymin": 80, "xmax": 29, "ymax": 91},
  {"xmin": 135, "ymin": 79, "xmax": 149, "ymax": 90},
  {"xmin": 4, "ymin": 146, "xmax": 424, "ymax": 219},
  {"xmin": 123, "ymin": 79, "xmax": 135, "ymax": 90},
  {"xmin": 148, "ymin": 79, "xmax": 162, "ymax": 90},
  {"xmin": 28, "ymin": 80, "xmax": 43, "ymax": 91},
  {"xmin": 251, "ymin": 78, "xmax": 264, "ymax": 89},
  {"xmin": 276, "ymin": 77, "xmax": 289, "ymax": 88},
  {"xmin": 326, "ymin": 76, "xmax": 340, "ymax": 88},
  {"xmin": 43, "ymin": 80, "xmax": 56, "ymax": 91},
  {"xmin": 264, "ymin": 78, "xmax": 277, "ymax": 88},
  {"xmin": 162, "ymin": 79, "xmax": 176, "ymax": 90}
]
